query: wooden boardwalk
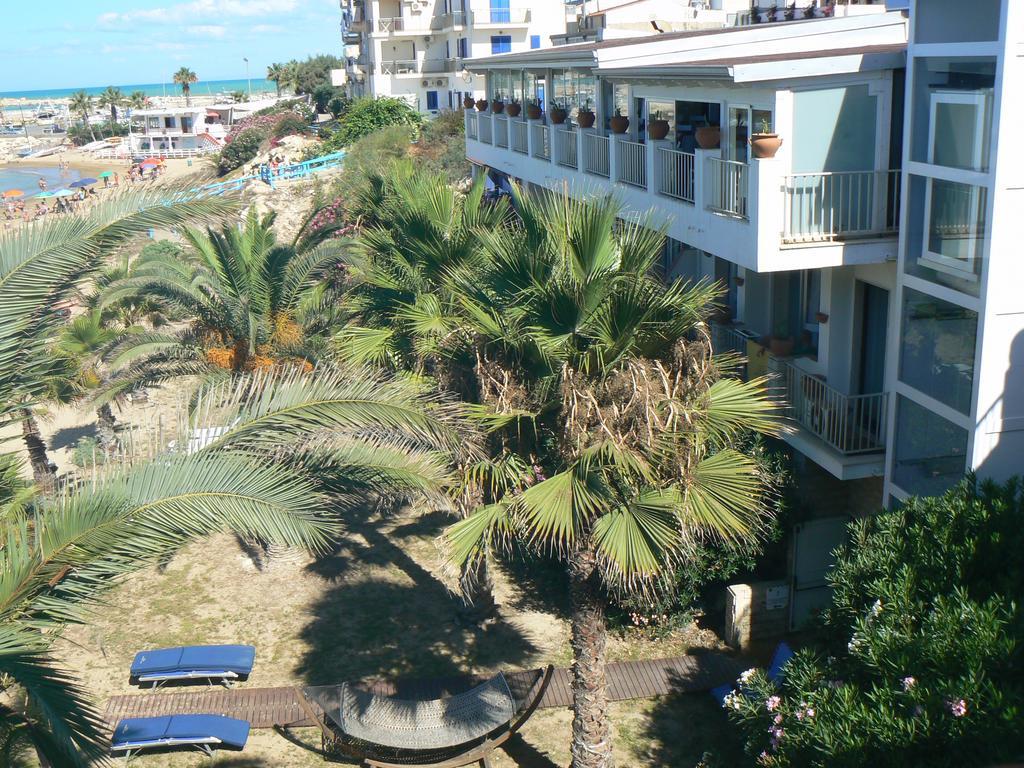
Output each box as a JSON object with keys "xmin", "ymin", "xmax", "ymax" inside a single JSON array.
[{"xmin": 104, "ymin": 653, "xmax": 744, "ymax": 730}]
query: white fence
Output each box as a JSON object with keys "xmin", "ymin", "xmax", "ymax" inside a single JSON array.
[
  {"xmin": 511, "ymin": 121, "xmax": 528, "ymax": 154},
  {"xmin": 706, "ymin": 157, "xmax": 749, "ymax": 219},
  {"xmin": 782, "ymin": 169, "xmax": 901, "ymax": 242},
  {"xmin": 479, "ymin": 115, "xmax": 492, "ymax": 145},
  {"xmin": 555, "ymin": 129, "xmax": 578, "ymax": 169},
  {"xmin": 583, "ymin": 133, "xmax": 610, "ymax": 178},
  {"xmin": 465, "ymin": 111, "xmax": 478, "ymax": 140},
  {"xmin": 616, "ymin": 139, "xmax": 647, "ymax": 188},
  {"xmin": 494, "ymin": 116, "xmax": 508, "ymax": 149},
  {"xmin": 94, "ymin": 146, "xmax": 215, "ymax": 159},
  {"xmin": 657, "ymin": 147, "xmax": 695, "ymax": 204},
  {"xmin": 530, "ymin": 123, "xmax": 550, "ymax": 160}
]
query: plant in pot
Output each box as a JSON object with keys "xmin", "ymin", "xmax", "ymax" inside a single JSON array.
[
  {"xmin": 463, "ymin": 94, "xmax": 475, "ymax": 109},
  {"xmin": 749, "ymin": 115, "xmax": 783, "ymax": 158},
  {"xmin": 695, "ymin": 123, "xmax": 721, "ymax": 149},
  {"xmin": 648, "ymin": 110, "xmax": 670, "ymax": 140},
  {"xmin": 475, "ymin": 98, "xmax": 488, "ymax": 112},
  {"xmin": 610, "ymin": 107, "xmax": 629, "ymax": 134},
  {"xmin": 768, "ymin": 320, "xmax": 794, "ymax": 357},
  {"xmin": 550, "ymin": 101, "xmax": 568, "ymax": 125},
  {"xmin": 784, "ymin": 2, "xmax": 796, "ymax": 20},
  {"xmin": 525, "ymin": 99, "xmax": 542, "ymax": 120},
  {"xmin": 491, "ymin": 92, "xmax": 505, "ymax": 114},
  {"xmin": 506, "ymin": 99, "xmax": 522, "ymax": 117},
  {"xmin": 577, "ymin": 98, "xmax": 596, "ymax": 128}
]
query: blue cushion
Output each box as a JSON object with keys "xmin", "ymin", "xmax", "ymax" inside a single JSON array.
[
  {"xmin": 766, "ymin": 642, "xmax": 795, "ymax": 683},
  {"xmin": 710, "ymin": 683, "xmax": 734, "ymax": 705},
  {"xmin": 131, "ymin": 645, "xmax": 255, "ymax": 677},
  {"xmin": 112, "ymin": 714, "xmax": 250, "ymax": 750}
]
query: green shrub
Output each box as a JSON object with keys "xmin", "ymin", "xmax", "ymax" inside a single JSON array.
[
  {"xmin": 728, "ymin": 479, "xmax": 1024, "ymax": 767},
  {"xmin": 327, "ymin": 96, "xmax": 347, "ymax": 120},
  {"xmin": 270, "ymin": 114, "xmax": 309, "ymax": 139},
  {"xmin": 312, "ymin": 84, "xmax": 338, "ymax": 114},
  {"xmin": 70, "ymin": 437, "xmax": 108, "ymax": 468},
  {"xmin": 217, "ymin": 127, "xmax": 264, "ymax": 175},
  {"xmin": 324, "ymin": 97, "xmax": 423, "ymax": 150}
]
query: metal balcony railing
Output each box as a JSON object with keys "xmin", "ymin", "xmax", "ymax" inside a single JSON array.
[
  {"xmin": 465, "ymin": 110, "xmax": 478, "ymax": 140},
  {"xmin": 530, "ymin": 123, "xmax": 550, "ymax": 160},
  {"xmin": 510, "ymin": 120, "xmax": 528, "ymax": 154},
  {"xmin": 773, "ymin": 358, "xmax": 887, "ymax": 455},
  {"xmin": 555, "ymin": 128, "xmax": 578, "ymax": 169},
  {"xmin": 657, "ymin": 147, "xmax": 695, "ymax": 204},
  {"xmin": 782, "ymin": 169, "xmax": 901, "ymax": 243},
  {"xmin": 616, "ymin": 139, "xmax": 647, "ymax": 189},
  {"xmin": 376, "ymin": 59, "xmax": 455, "ymax": 75},
  {"xmin": 479, "ymin": 114, "xmax": 492, "ymax": 145},
  {"xmin": 494, "ymin": 116, "xmax": 509, "ymax": 148},
  {"xmin": 583, "ymin": 133, "xmax": 609, "ymax": 178},
  {"xmin": 706, "ymin": 157, "xmax": 749, "ymax": 219},
  {"xmin": 474, "ymin": 8, "xmax": 531, "ymax": 24}
]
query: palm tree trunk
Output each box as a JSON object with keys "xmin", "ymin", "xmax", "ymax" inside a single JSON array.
[
  {"xmin": 96, "ymin": 403, "xmax": 117, "ymax": 452},
  {"xmin": 21, "ymin": 410, "xmax": 56, "ymax": 494},
  {"xmin": 83, "ymin": 112, "xmax": 96, "ymax": 143},
  {"xmin": 568, "ymin": 547, "xmax": 613, "ymax": 768},
  {"xmin": 458, "ymin": 554, "xmax": 497, "ymax": 623}
]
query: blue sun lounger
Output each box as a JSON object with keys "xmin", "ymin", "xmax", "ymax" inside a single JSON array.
[
  {"xmin": 711, "ymin": 641, "xmax": 794, "ymax": 705},
  {"xmin": 130, "ymin": 645, "xmax": 255, "ymax": 688},
  {"xmin": 111, "ymin": 714, "xmax": 249, "ymax": 758}
]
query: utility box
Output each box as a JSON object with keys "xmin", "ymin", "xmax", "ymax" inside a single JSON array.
[{"xmin": 725, "ymin": 580, "xmax": 790, "ymax": 650}]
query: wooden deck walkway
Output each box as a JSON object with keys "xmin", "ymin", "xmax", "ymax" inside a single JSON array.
[{"xmin": 104, "ymin": 653, "xmax": 744, "ymax": 730}]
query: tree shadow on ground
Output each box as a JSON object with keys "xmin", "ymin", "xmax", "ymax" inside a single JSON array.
[
  {"xmin": 296, "ymin": 508, "xmax": 540, "ymax": 687},
  {"xmin": 641, "ymin": 689, "xmax": 750, "ymax": 767},
  {"xmin": 49, "ymin": 422, "xmax": 95, "ymax": 450},
  {"xmin": 496, "ymin": 544, "xmax": 572, "ymax": 621}
]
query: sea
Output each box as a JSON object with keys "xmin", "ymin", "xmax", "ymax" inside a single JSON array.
[
  {"xmin": 0, "ymin": 165, "xmax": 85, "ymax": 197},
  {"xmin": 1, "ymin": 78, "xmax": 277, "ymax": 113}
]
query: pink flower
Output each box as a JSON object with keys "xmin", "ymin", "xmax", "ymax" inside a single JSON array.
[
  {"xmin": 948, "ymin": 698, "xmax": 967, "ymax": 718},
  {"xmin": 902, "ymin": 676, "xmax": 916, "ymax": 691},
  {"xmin": 773, "ymin": 713, "xmax": 783, "ymax": 725},
  {"xmin": 805, "ymin": 707, "xmax": 815, "ymax": 718},
  {"xmin": 765, "ymin": 695, "xmax": 781, "ymax": 712}
]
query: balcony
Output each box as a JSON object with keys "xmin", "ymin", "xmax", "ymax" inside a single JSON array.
[
  {"xmin": 782, "ymin": 170, "xmax": 900, "ymax": 243},
  {"xmin": 375, "ymin": 59, "xmax": 457, "ymax": 76},
  {"xmin": 471, "ymin": 7, "xmax": 531, "ymax": 26},
  {"xmin": 374, "ymin": 12, "xmax": 468, "ymax": 35}
]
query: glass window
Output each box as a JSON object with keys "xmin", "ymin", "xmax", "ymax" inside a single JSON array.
[
  {"xmin": 530, "ymin": 34, "xmax": 540, "ymax": 49},
  {"xmin": 898, "ymin": 288, "xmax": 977, "ymax": 414},
  {"xmin": 490, "ymin": 35, "xmax": 511, "ymax": 55},
  {"xmin": 489, "ymin": 0, "xmax": 510, "ymax": 24},
  {"xmin": 426, "ymin": 90, "xmax": 439, "ymax": 111},
  {"xmin": 914, "ymin": 0, "xmax": 1000, "ymax": 44},
  {"xmin": 892, "ymin": 396, "xmax": 968, "ymax": 497},
  {"xmin": 911, "ymin": 58, "xmax": 995, "ymax": 170}
]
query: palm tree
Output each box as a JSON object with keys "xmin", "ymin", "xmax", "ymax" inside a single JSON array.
[
  {"xmin": 444, "ymin": 188, "xmax": 781, "ymax": 768},
  {"xmin": 267, "ymin": 62, "xmax": 285, "ymax": 95},
  {"xmin": 97, "ymin": 86, "xmax": 124, "ymax": 131},
  {"xmin": 67, "ymin": 90, "xmax": 96, "ymax": 142},
  {"xmin": 280, "ymin": 60, "xmax": 301, "ymax": 94},
  {"xmin": 96, "ymin": 206, "xmax": 347, "ymax": 399},
  {"xmin": 127, "ymin": 90, "xmax": 148, "ymax": 110},
  {"xmin": 172, "ymin": 66, "xmax": 198, "ymax": 105}
]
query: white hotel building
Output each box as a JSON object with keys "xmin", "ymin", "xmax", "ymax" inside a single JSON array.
[{"xmin": 462, "ymin": 2, "xmax": 1024, "ymax": 622}]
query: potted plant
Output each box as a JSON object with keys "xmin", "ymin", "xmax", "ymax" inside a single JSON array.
[
  {"xmin": 550, "ymin": 102, "xmax": 568, "ymax": 125},
  {"xmin": 476, "ymin": 98, "xmax": 488, "ymax": 112},
  {"xmin": 506, "ymin": 99, "xmax": 522, "ymax": 118},
  {"xmin": 749, "ymin": 115, "xmax": 782, "ymax": 158},
  {"xmin": 577, "ymin": 99, "xmax": 596, "ymax": 128},
  {"xmin": 695, "ymin": 124, "xmax": 721, "ymax": 149},
  {"xmin": 648, "ymin": 110, "xmax": 670, "ymax": 140},
  {"xmin": 463, "ymin": 95, "xmax": 475, "ymax": 109},
  {"xmin": 526, "ymin": 99, "xmax": 542, "ymax": 120},
  {"xmin": 610, "ymin": 108, "xmax": 629, "ymax": 134},
  {"xmin": 784, "ymin": 2, "xmax": 796, "ymax": 20},
  {"xmin": 491, "ymin": 94, "xmax": 505, "ymax": 113},
  {"xmin": 768, "ymin": 320, "xmax": 794, "ymax": 357}
]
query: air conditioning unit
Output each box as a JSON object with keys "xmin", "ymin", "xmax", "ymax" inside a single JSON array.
[
  {"xmin": 421, "ymin": 79, "xmax": 430, "ymax": 87},
  {"xmin": 423, "ymin": 35, "xmax": 432, "ymax": 43},
  {"xmin": 435, "ymin": 78, "xmax": 445, "ymax": 86}
]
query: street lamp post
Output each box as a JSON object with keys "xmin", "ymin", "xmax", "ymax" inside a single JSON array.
[{"xmin": 244, "ymin": 57, "xmax": 251, "ymax": 100}]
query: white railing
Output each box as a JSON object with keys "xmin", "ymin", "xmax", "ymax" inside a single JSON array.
[
  {"xmin": 583, "ymin": 133, "xmax": 610, "ymax": 178},
  {"xmin": 377, "ymin": 59, "xmax": 418, "ymax": 75},
  {"xmin": 782, "ymin": 169, "xmax": 901, "ymax": 242},
  {"xmin": 657, "ymin": 147, "xmax": 695, "ymax": 204},
  {"xmin": 475, "ymin": 8, "xmax": 530, "ymax": 24},
  {"xmin": 555, "ymin": 128, "xmax": 578, "ymax": 169},
  {"xmin": 706, "ymin": 157, "xmax": 749, "ymax": 219},
  {"xmin": 95, "ymin": 146, "xmax": 215, "ymax": 159},
  {"xmin": 530, "ymin": 123, "xmax": 550, "ymax": 160},
  {"xmin": 710, "ymin": 323, "xmax": 753, "ymax": 379},
  {"xmin": 465, "ymin": 111, "xmax": 478, "ymax": 140},
  {"xmin": 511, "ymin": 120, "xmax": 528, "ymax": 154},
  {"xmin": 773, "ymin": 358, "xmax": 887, "ymax": 455},
  {"xmin": 479, "ymin": 115, "xmax": 493, "ymax": 145},
  {"xmin": 494, "ymin": 116, "xmax": 509, "ymax": 148},
  {"xmin": 617, "ymin": 139, "xmax": 647, "ymax": 188}
]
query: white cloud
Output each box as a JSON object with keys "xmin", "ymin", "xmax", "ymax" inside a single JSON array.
[
  {"xmin": 99, "ymin": 0, "xmax": 298, "ymax": 26},
  {"xmin": 187, "ymin": 24, "xmax": 227, "ymax": 37},
  {"xmin": 250, "ymin": 23, "xmax": 285, "ymax": 34}
]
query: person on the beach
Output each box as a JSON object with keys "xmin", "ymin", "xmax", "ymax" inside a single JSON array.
[{"xmin": 37, "ymin": 178, "xmax": 46, "ymax": 191}]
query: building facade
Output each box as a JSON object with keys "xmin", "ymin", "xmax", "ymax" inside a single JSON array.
[
  {"xmin": 461, "ymin": 1, "xmax": 1023, "ymax": 625},
  {"xmin": 337, "ymin": 0, "xmax": 567, "ymax": 113}
]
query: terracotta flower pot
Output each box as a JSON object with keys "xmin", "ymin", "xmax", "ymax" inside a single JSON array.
[
  {"xmin": 577, "ymin": 109, "xmax": 596, "ymax": 128},
  {"xmin": 526, "ymin": 104, "xmax": 542, "ymax": 120},
  {"xmin": 463, "ymin": 95, "xmax": 475, "ymax": 109},
  {"xmin": 769, "ymin": 336, "xmax": 794, "ymax": 357},
  {"xmin": 648, "ymin": 119, "xmax": 670, "ymax": 140},
  {"xmin": 610, "ymin": 115, "xmax": 629, "ymax": 134},
  {"xmin": 476, "ymin": 99, "xmax": 488, "ymax": 112},
  {"xmin": 505, "ymin": 102, "xmax": 522, "ymax": 118},
  {"xmin": 750, "ymin": 133, "xmax": 783, "ymax": 159},
  {"xmin": 695, "ymin": 125, "xmax": 720, "ymax": 149},
  {"xmin": 550, "ymin": 107, "xmax": 568, "ymax": 125},
  {"xmin": 492, "ymin": 100, "xmax": 505, "ymax": 114}
]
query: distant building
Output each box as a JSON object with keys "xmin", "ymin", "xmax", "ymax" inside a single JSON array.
[
  {"xmin": 555, "ymin": 0, "xmax": 750, "ymax": 45},
  {"xmin": 128, "ymin": 107, "xmax": 226, "ymax": 157},
  {"xmin": 335, "ymin": 0, "xmax": 567, "ymax": 114}
]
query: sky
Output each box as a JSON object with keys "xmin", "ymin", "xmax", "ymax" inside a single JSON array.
[{"xmin": 0, "ymin": 0, "xmax": 342, "ymax": 92}]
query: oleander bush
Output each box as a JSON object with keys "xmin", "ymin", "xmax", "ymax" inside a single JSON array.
[
  {"xmin": 217, "ymin": 127, "xmax": 265, "ymax": 175},
  {"xmin": 727, "ymin": 479, "xmax": 1024, "ymax": 767}
]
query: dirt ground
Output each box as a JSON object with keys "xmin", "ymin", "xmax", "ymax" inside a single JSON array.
[{"xmin": 58, "ymin": 503, "xmax": 746, "ymax": 768}]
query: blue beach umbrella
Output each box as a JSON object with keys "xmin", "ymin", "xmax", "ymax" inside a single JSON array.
[
  {"xmin": 35, "ymin": 191, "xmax": 56, "ymax": 198},
  {"xmin": 54, "ymin": 189, "xmax": 75, "ymax": 197},
  {"xmin": 69, "ymin": 178, "xmax": 97, "ymax": 188}
]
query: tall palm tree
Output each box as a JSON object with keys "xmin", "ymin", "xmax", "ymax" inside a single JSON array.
[
  {"xmin": 267, "ymin": 62, "xmax": 285, "ymax": 95},
  {"xmin": 97, "ymin": 86, "xmax": 124, "ymax": 131},
  {"xmin": 67, "ymin": 90, "xmax": 96, "ymax": 143},
  {"xmin": 95, "ymin": 206, "xmax": 347, "ymax": 400},
  {"xmin": 127, "ymin": 90, "xmax": 148, "ymax": 110},
  {"xmin": 172, "ymin": 66, "xmax": 198, "ymax": 105},
  {"xmin": 444, "ymin": 188, "xmax": 781, "ymax": 768},
  {"xmin": 280, "ymin": 60, "xmax": 301, "ymax": 94}
]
